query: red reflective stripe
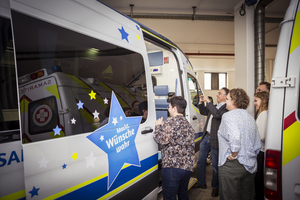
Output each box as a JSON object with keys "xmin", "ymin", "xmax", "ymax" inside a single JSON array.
[{"xmin": 283, "ymin": 111, "xmax": 296, "ymax": 130}]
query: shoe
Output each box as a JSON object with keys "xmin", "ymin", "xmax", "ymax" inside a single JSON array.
[
  {"xmin": 211, "ymin": 188, "xmax": 219, "ymax": 197},
  {"xmin": 193, "ymin": 183, "xmax": 207, "ymax": 189}
]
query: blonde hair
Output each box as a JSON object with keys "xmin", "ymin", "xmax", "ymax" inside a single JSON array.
[{"xmin": 254, "ymin": 91, "xmax": 269, "ymax": 116}]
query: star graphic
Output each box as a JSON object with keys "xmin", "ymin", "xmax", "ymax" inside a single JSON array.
[
  {"xmin": 53, "ymin": 125, "xmax": 61, "ymax": 136},
  {"xmin": 100, "ymin": 135, "xmax": 104, "ymax": 141},
  {"xmin": 120, "ymin": 116, "xmax": 123, "ymax": 120},
  {"xmin": 29, "ymin": 186, "xmax": 40, "ymax": 198},
  {"xmin": 103, "ymin": 98, "xmax": 108, "ymax": 104},
  {"xmin": 38, "ymin": 157, "xmax": 49, "ymax": 169},
  {"xmin": 118, "ymin": 26, "xmax": 129, "ymax": 43},
  {"xmin": 89, "ymin": 90, "xmax": 96, "ymax": 100},
  {"xmin": 93, "ymin": 110, "xmax": 99, "ymax": 119},
  {"xmin": 62, "ymin": 163, "xmax": 67, "ymax": 169},
  {"xmin": 71, "ymin": 118, "xmax": 76, "ymax": 124},
  {"xmin": 71, "ymin": 152, "xmax": 78, "ymax": 161},
  {"xmin": 136, "ymin": 34, "xmax": 140, "ymax": 40},
  {"xmin": 136, "ymin": 25, "xmax": 140, "ymax": 31},
  {"xmin": 186, "ymin": 60, "xmax": 188, "ymax": 64},
  {"xmin": 87, "ymin": 91, "xmax": 142, "ymax": 189},
  {"xmin": 77, "ymin": 100, "xmax": 84, "ymax": 109},
  {"xmin": 85, "ymin": 152, "xmax": 97, "ymax": 168},
  {"xmin": 112, "ymin": 117, "xmax": 118, "ymax": 126}
]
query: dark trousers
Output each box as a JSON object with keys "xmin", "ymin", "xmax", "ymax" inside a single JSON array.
[
  {"xmin": 255, "ymin": 151, "xmax": 265, "ymax": 200},
  {"xmin": 219, "ymin": 159, "xmax": 255, "ymax": 200},
  {"xmin": 162, "ymin": 168, "xmax": 192, "ymax": 200}
]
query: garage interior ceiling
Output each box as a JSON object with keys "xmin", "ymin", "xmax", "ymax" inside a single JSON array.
[{"xmin": 99, "ymin": 0, "xmax": 290, "ymax": 71}]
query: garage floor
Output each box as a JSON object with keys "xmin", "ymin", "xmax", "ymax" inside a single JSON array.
[{"xmin": 157, "ymin": 164, "xmax": 219, "ymax": 200}]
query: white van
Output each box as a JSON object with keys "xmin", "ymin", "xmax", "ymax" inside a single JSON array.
[
  {"xmin": 264, "ymin": 0, "xmax": 300, "ymax": 199},
  {"xmin": 0, "ymin": 0, "xmax": 206, "ymax": 199}
]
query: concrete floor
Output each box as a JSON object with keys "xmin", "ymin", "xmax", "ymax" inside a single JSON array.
[{"xmin": 157, "ymin": 164, "xmax": 219, "ymax": 200}]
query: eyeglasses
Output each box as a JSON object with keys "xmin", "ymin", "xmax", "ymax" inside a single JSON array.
[{"xmin": 218, "ymin": 92, "xmax": 226, "ymax": 95}]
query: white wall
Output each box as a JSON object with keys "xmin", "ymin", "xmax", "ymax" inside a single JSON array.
[{"xmin": 189, "ymin": 57, "xmax": 235, "ymax": 104}]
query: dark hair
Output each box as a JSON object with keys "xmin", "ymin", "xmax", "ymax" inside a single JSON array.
[
  {"xmin": 123, "ymin": 107, "xmax": 132, "ymax": 112},
  {"xmin": 170, "ymin": 96, "xmax": 187, "ymax": 114},
  {"xmin": 138, "ymin": 101, "xmax": 148, "ymax": 115},
  {"xmin": 259, "ymin": 81, "xmax": 271, "ymax": 92},
  {"xmin": 254, "ymin": 91, "xmax": 269, "ymax": 116},
  {"xmin": 229, "ymin": 88, "xmax": 249, "ymax": 109},
  {"xmin": 221, "ymin": 87, "xmax": 229, "ymax": 95},
  {"xmin": 132, "ymin": 100, "xmax": 139, "ymax": 108}
]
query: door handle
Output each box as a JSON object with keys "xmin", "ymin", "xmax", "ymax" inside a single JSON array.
[
  {"xmin": 141, "ymin": 128, "xmax": 153, "ymax": 134},
  {"xmin": 192, "ymin": 116, "xmax": 197, "ymax": 120}
]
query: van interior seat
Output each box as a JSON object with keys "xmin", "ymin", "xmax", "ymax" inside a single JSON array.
[{"xmin": 154, "ymin": 85, "xmax": 169, "ymax": 120}]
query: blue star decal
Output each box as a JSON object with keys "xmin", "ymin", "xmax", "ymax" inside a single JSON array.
[
  {"xmin": 62, "ymin": 163, "xmax": 67, "ymax": 169},
  {"xmin": 136, "ymin": 25, "xmax": 140, "ymax": 31},
  {"xmin": 118, "ymin": 26, "xmax": 129, "ymax": 43},
  {"xmin": 186, "ymin": 60, "xmax": 189, "ymax": 64},
  {"xmin": 29, "ymin": 186, "xmax": 40, "ymax": 198},
  {"xmin": 87, "ymin": 91, "xmax": 142, "ymax": 189},
  {"xmin": 53, "ymin": 125, "xmax": 61, "ymax": 136},
  {"xmin": 77, "ymin": 100, "xmax": 84, "ymax": 109}
]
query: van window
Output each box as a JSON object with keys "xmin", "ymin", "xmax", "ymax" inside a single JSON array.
[
  {"xmin": 12, "ymin": 11, "xmax": 147, "ymax": 143},
  {"xmin": 188, "ymin": 74, "xmax": 202, "ymax": 107},
  {"xmin": 0, "ymin": 16, "xmax": 20, "ymax": 143}
]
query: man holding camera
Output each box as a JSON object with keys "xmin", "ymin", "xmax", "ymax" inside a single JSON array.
[{"xmin": 193, "ymin": 87, "xmax": 229, "ymax": 198}]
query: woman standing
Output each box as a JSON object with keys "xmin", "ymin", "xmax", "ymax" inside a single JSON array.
[
  {"xmin": 254, "ymin": 91, "xmax": 269, "ymax": 200},
  {"xmin": 153, "ymin": 96, "xmax": 195, "ymax": 200},
  {"xmin": 218, "ymin": 88, "xmax": 261, "ymax": 200}
]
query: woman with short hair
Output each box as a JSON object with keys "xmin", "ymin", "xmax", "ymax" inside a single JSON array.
[
  {"xmin": 153, "ymin": 96, "xmax": 195, "ymax": 200},
  {"xmin": 218, "ymin": 88, "xmax": 261, "ymax": 200}
]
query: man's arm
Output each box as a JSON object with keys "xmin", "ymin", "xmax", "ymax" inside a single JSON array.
[
  {"xmin": 198, "ymin": 103, "xmax": 209, "ymax": 116},
  {"xmin": 206, "ymin": 102, "xmax": 228, "ymax": 119}
]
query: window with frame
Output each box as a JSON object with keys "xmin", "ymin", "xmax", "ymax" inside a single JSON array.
[
  {"xmin": 204, "ymin": 73, "xmax": 227, "ymax": 90},
  {"xmin": 12, "ymin": 11, "xmax": 148, "ymax": 143}
]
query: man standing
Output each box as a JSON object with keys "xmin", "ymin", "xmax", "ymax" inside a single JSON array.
[
  {"xmin": 193, "ymin": 87, "xmax": 229, "ymax": 198},
  {"xmin": 256, "ymin": 81, "xmax": 270, "ymax": 93}
]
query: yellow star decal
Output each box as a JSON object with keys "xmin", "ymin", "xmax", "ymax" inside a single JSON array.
[
  {"xmin": 136, "ymin": 34, "xmax": 140, "ymax": 40},
  {"xmin": 71, "ymin": 152, "xmax": 78, "ymax": 161},
  {"xmin": 89, "ymin": 90, "xmax": 96, "ymax": 100}
]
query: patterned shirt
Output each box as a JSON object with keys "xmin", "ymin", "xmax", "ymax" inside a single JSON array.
[
  {"xmin": 153, "ymin": 115, "xmax": 195, "ymax": 172},
  {"xmin": 218, "ymin": 109, "xmax": 261, "ymax": 173}
]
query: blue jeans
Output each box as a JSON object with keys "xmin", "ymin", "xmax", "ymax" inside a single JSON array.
[
  {"xmin": 162, "ymin": 168, "xmax": 192, "ymax": 200},
  {"xmin": 196, "ymin": 135, "xmax": 219, "ymax": 189}
]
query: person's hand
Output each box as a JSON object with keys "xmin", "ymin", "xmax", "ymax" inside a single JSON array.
[
  {"xmin": 156, "ymin": 117, "xmax": 164, "ymax": 126},
  {"xmin": 199, "ymin": 95, "xmax": 204, "ymax": 103},
  {"xmin": 202, "ymin": 95, "xmax": 210, "ymax": 103}
]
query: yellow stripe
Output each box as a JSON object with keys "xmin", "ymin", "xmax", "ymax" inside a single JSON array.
[
  {"xmin": 44, "ymin": 173, "xmax": 108, "ymax": 200},
  {"xmin": 282, "ymin": 121, "xmax": 300, "ymax": 165},
  {"xmin": 0, "ymin": 190, "xmax": 25, "ymax": 200},
  {"xmin": 45, "ymin": 84, "xmax": 60, "ymax": 100},
  {"xmin": 100, "ymin": 82, "xmax": 128, "ymax": 107},
  {"xmin": 118, "ymin": 86, "xmax": 135, "ymax": 100},
  {"xmin": 192, "ymin": 104, "xmax": 200, "ymax": 114},
  {"xmin": 98, "ymin": 165, "xmax": 158, "ymax": 200},
  {"xmin": 66, "ymin": 75, "xmax": 90, "ymax": 88},
  {"xmin": 141, "ymin": 28, "xmax": 177, "ymax": 49},
  {"xmin": 44, "ymin": 164, "xmax": 157, "ymax": 200},
  {"xmin": 290, "ymin": 11, "xmax": 300, "ymax": 54}
]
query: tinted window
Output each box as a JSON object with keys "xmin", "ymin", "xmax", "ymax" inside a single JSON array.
[
  {"xmin": 12, "ymin": 11, "xmax": 147, "ymax": 143},
  {"xmin": 0, "ymin": 16, "xmax": 20, "ymax": 143}
]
